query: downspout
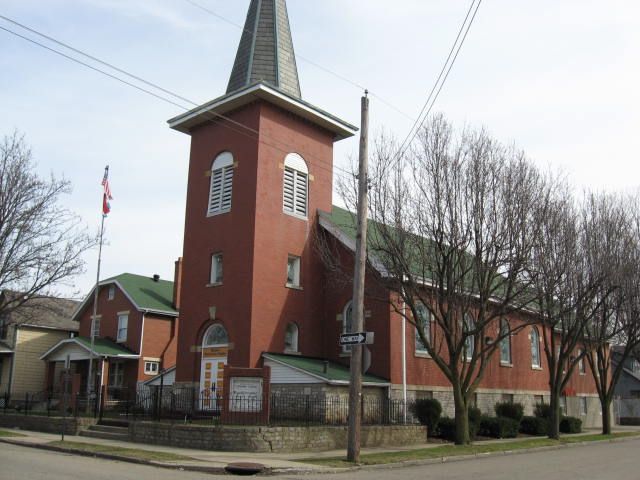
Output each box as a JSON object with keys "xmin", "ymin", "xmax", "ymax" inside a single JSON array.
[
  {"xmin": 401, "ymin": 288, "xmax": 407, "ymax": 423},
  {"xmin": 139, "ymin": 313, "xmax": 145, "ymax": 383}
]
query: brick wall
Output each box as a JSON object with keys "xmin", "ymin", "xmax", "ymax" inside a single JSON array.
[{"xmin": 129, "ymin": 422, "xmax": 426, "ymax": 452}]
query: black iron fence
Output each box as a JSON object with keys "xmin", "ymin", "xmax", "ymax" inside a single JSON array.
[
  {"xmin": 1, "ymin": 387, "xmax": 420, "ymax": 427},
  {"xmin": 0, "ymin": 390, "xmax": 99, "ymax": 418}
]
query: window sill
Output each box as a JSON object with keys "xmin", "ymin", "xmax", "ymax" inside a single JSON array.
[
  {"xmin": 284, "ymin": 350, "xmax": 301, "ymax": 356},
  {"xmin": 531, "ymin": 365, "xmax": 543, "ymax": 371},
  {"xmin": 207, "ymin": 210, "xmax": 231, "ymax": 218},
  {"xmin": 206, "ymin": 282, "xmax": 223, "ymax": 288},
  {"xmin": 500, "ymin": 362, "xmax": 514, "ymax": 368},
  {"xmin": 285, "ymin": 284, "xmax": 303, "ymax": 291},
  {"xmin": 283, "ymin": 210, "xmax": 308, "ymax": 222},
  {"xmin": 415, "ymin": 352, "xmax": 431, "ymax": 359},
  {"xmin": 579, "ymin": 372, "xmax": 586, "ymax": 376}
]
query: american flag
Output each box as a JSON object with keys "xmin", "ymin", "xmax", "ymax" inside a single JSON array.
[{"xmin": 102, "ymin": 166, "xmax": 113, "ymax": 215}]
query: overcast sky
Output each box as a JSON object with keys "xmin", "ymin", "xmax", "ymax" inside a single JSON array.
[{"xmin": 1, "ymin": 0, "xmax": 638, "ymax": 298}]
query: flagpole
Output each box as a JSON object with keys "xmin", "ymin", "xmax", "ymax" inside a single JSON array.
[{"xmin": 87, "ymin": 166, "xmax": 109, "ymax": 399}]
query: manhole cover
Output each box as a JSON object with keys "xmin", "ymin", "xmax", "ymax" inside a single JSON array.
[{"xmin": 224, "ymin": 462, "xmax": 266, "ymax": 476}]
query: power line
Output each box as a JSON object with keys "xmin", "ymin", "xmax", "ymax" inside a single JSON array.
[
  {"xmin": 392, "ymin": 0, "xmax": 483, "ymax": 166},
  {"xmin": 182, "ymin": 0, "xmax": 416, "ymax": 122},
  {"xmin": 0, "ymin": 18, "xmax": 354, "ymax": 181}
]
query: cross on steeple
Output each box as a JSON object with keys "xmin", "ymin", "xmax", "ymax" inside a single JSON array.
[{"xmin": 227, "ymin": 0, "xmax": 302, "ymax": 99}]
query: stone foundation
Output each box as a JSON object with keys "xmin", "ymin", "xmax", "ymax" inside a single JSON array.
[
  {"xmin": 128, "ymin": 422, "xmax": 427, "ymax": 452},
  {"xmin": 0, "ymin": 413, "xmax": 97, "ymax": 435}
]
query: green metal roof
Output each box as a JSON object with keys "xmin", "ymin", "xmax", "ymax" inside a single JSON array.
[
  {"xmin": 263, "ymin": 353, "xmax": 389, "ymax": 385},
  {"xmin": 74, "ymin": 336, "xmax": 138, "ymax": 357},
  {"xmin": 103, "ymin": 273, "xmax": 177, "ymax": 315}
]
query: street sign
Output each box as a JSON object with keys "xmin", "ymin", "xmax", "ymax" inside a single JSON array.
[{"xmin": 339, "ymin": 331, "xmax": 374, "ymax": 346}]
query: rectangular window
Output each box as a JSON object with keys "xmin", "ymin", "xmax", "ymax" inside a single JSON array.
[
  {"xmin": 144, "ymin": 361, "xmax": 159, "ymax": 375},
  {"xmin": 578, "ymin": 349, "xmax": 586, "ymax": 374},
  {"xmin": 560, "ymin": 396, "xmax": 567, "ymax": 415},
  {"xmin": 534, "ymin": 395, "xmax": 544, "ymax": 405},
  {"xmin": 580, "ymin": 397, "xmax": 588, "ymax": 416},
  {"xmin": 91, "ymin": 316, "xmax": 101, "ymax": 338},
  {"xmin": 0, "ymin": 316, "xmax": 7, "ymax": 340},
  {"xmin": 107, "ymin": 285, "xmax": 115, "ymax": 301},
  {"xmin": 501, "ymin": 393, "xmax": 514, "ymax": 404},
  {"xmin": 415, "ymin": 303, "xmax": 430, "ymax": 354},
  {"xmin": 286, "ymin": 255, "xmax": 301, "ymax": 287},
  {"xmin": 283, "ymin": 167, "xmax": 308, "ymax": 218},
  {"xmin": 108, "ymin": 361, "xmax": 124, "ymax": 387},
  {"xmin": 210, "ymin": 253, "xmax": 223, "ymax": 284},
  {"xmin": 117, "ymin": 314, "xmax": 128, "ymax": 343}
]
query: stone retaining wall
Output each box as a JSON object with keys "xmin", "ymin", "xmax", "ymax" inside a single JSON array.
[
  {"xmin": 129, "ymin": 422, "xmax": 427, "ymax": 452},
  {"xmin": 0, "ymin": 413, "xmax": 97, "ymax": 435}
]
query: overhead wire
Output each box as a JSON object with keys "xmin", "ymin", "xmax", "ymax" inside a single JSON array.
[
  {"xmin": 0, "ymin": 17, "xmax": 355, "ymax": 181},
  {"xmin": 391, "ymin": 0, "xmax": 483, "ymax": 166}
]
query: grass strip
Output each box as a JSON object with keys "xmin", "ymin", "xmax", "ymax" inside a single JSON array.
[
  {"xmin": 299, "ymin": 432, "xmax": 640, "ymax": 468},
  {"xmin": 47, "ymin": 441, "xmax": 196, "ymax": 462},
  {"xmin": 0, "ymin": 429, "xmax": 26, "ymax": 437}
]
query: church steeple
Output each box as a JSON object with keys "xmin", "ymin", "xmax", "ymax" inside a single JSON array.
[{"xmin": 227, "ymin": 0, "xmax": 302, "ymax": 99}]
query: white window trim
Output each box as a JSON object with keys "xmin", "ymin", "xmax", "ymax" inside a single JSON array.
[
  {"xmin": 283, "ymin": 153, "xmax": 309, "ymax": 219},
  {"xmin": 144, "ymin": 361, "xmax": 160, "ymax": 375},
  {"xmin": 91, "ymin": 315, "xmax": 101, "ymax": 338},
  {"xmin": 499, "ymin": 320, "xmax": 513, "ymax": 366},
  {"xmin": 284, "ymin": 322, "xmax": 299, "ymax": 354},
  {"xmin": 414, "ymin": 303, "xmax": 431, "ymax": 357},
  {"xmin": 210, "ymin": 253, "xmax": 223, "ymax": 286},
  {"xmin": 107, "ymin": 285, "xmax": 115, "ymax": 301},
  {"xmin": 531, "ymin": 327, "xmax": 542, "ymax": 369},
  {"xmin": 117, "ymin": 314, "xmax": 128, "ymax": 343},
  {"xmin": 463, "ymin": 314, "xmax": 474, "ymax": 361},
  {"xmin": 207, "ymin": 152, "xmax": 234, "ymax": 216},
  {"xmin": 286, "ymin": 255, "xmax": 302, "ymax": 288}
]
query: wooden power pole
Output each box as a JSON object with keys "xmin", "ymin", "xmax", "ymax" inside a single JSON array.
[{"xmin": 347, "ymin": 91, "xmax": 370, "ymax": 463}]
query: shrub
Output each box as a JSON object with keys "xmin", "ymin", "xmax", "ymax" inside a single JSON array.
[
  {"xmin": 494, "ymin": 402, "xmax": 524, "ymax": 422},
  {"xmin": 410, "ymin": 398, "xmax": 442, "ymax": 436},
  {"xmin": 478, "ymin": 416, "xmax": 520, "ymax": 438},
  {"xmin": 560, "ymin": 416, "xmax": 582, "ymax": 434},
  {"xmin": 520, "ymin": 415, "xmax": 549, "ymax": 436},
  {"xmin": 436, "ymin": 417, "xmax": 457, "ymax": 442},
  {"xmin": 468, "ymin": 406, "xmax": 482, "ymax": 439},
  {"xmin": 534, "ymin": 403, "xmax": 552, "ymax": 419}
]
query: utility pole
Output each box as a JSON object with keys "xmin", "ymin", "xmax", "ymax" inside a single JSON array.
[{"xmin": 347, "ymin": 91, "xmax": 369, "ymax": 463}]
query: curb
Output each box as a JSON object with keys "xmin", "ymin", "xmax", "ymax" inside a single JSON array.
[
  {"xmin": 284, "ymin": 434, "xmax": 640, "ymax": 475},
  {"xmin": 1, "ymin": 434, "xmax": 639, "ymax": 476}
]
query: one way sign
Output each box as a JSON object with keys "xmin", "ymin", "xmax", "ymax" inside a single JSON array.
[{"xmin": 339, "ymin": 332, "xmax": 374, "ymax": 346}]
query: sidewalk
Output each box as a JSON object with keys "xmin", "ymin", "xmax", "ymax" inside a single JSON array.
[{"xmin": 1, "ymin": 426, "xmax": 639, "ymax": 475}]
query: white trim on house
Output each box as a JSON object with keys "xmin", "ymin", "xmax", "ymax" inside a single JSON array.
[
  {"xmin": 39, "ymin": 338, "xmax": 139, "ymax": 361},
  {"xmin": 263, "ymin": 354, "xmax": 390, "ymax": 387},
  {"xmin": 167, "ymin": 83, "xmax": 357, "ymax": 141},
  {"xmin": 72, "ymin": 280, "xmax": 178, "ymax": 322}
]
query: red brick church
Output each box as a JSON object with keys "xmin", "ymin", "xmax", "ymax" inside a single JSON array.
[{"xmin": 168, "ymin": 0, "xmax": 601, "ymax": 427}]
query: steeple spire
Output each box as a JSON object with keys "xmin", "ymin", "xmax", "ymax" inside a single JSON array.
[{"xmin": 227, "ymin": 0, "xmax": 302, "ymax": 99}]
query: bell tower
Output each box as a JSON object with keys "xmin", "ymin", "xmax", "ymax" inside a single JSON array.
[{"xmin": 169, "ymin": 0, "xmax": 356, "ymax": 389}]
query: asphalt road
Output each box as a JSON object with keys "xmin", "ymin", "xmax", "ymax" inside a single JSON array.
[{"xmin": 2, "ymin": 439, "xmax": 639, "ymax": 480}]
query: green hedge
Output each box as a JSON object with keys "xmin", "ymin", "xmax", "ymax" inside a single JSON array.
[
  {"xmin": 410, "ymin": 398, "xmax": 442, "ymax": 436},
  {"xmin": 520, "ymin": 415, "xmax": 549, "ymax": 436},
  {"xmin": 560, "ymin": 416, "xmax": 582, "ymax": 434},
  {"xmin": 436, "ymin": 417, "xmax": 457, "ymax": 442},
  {"xmin": 494, "ymin": 402, "xmax": 524, "ymax": 422},
  {"xmin": 478, "ymin": 416, "xmax": 520, "ymax": 438},
  {"xmin": 534, "ymin": 403, "xmax": 552, "ymax": 419}
]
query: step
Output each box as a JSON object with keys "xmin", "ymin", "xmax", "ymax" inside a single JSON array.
[
  {"xmin": 97, "ymin": 419, "xmax": 130, "ymax": 428},
  {"xmin": 89, "ymin": 425, "xmax": 128, "ymax": 434},
  {"xmin": 79, "ymin": 430, "xmax": 129, "ymax": 441}
]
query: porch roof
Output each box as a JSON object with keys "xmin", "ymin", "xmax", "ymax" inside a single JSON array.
[
  {"xmin": 40, "ymin": 336, "xmax": 139, "ymax": 361},
  {"xmin": 0, "ymin": 340, "xmax": 12, "ymax": 354},
  {"xmin": 263, "ymin": 353, "xmax": 390, "ymax": 386}
]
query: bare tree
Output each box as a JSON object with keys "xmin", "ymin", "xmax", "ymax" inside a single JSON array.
[
  {"xmin": 582, "ymin": 192, "xmax": 640, "ymax": 434},
  {"xmin": 0, "ymin": 132, "xmax": 96, "ymax": 318},
  {"xmin": 332, "ymin": 115, "xmax": 549, "ymax": 444}
]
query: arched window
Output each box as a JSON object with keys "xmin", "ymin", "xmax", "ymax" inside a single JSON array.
[
  {"xmin": 463, "ymin": 314, "xmax": 475, "ymax": 361},
  {"xmin": 342, "ymin": 301, "xmax": 353, "ymax": 353},
  {"xmin": 415, "ymin": 303, "xmax": 431, "ymax": 354},
  {"xmin": 499, "ymin": 319, "xmax": 512, "ymax": 365},
  {"xmin": 531, "ymin": 327, "xmax": 541, "ymax": 368},
  {"xmin": 208, "ymin": 152, "xmax": 234, "ymax": 216},
  {"xmin": 203, "ymin": 323, "xmax": 229, "ymax": 347},
  {"xmin": 283, "ymin": 153, "xmax": 308, "ymax": 218},
  {"xmin": 284, "ymin": 323, "xmax": 299, "ymax": 353}
]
